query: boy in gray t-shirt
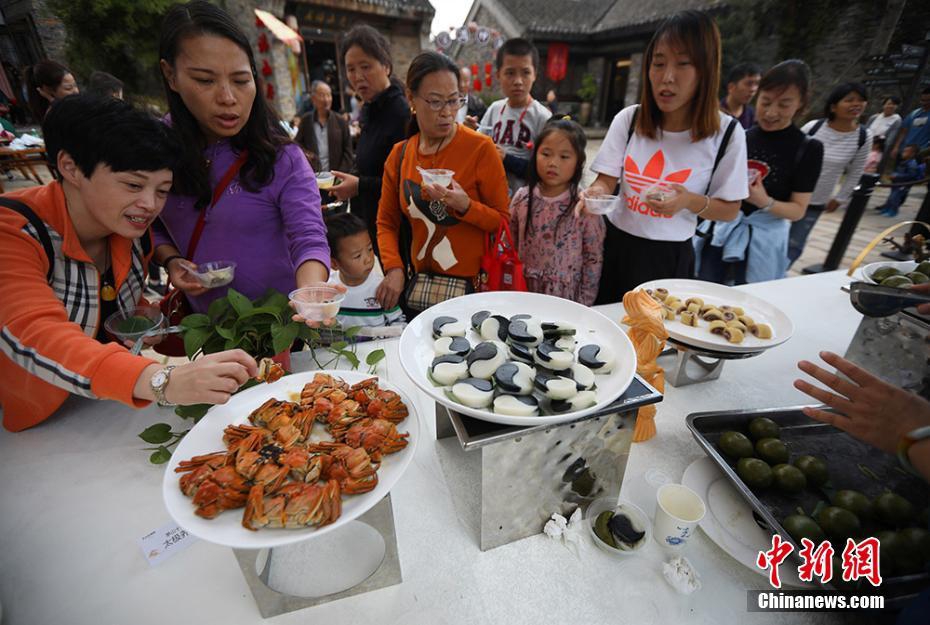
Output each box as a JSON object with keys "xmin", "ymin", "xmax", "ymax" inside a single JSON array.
[{"xmin": 467, "ymin": 38, "xmax": 552, "ymax": 193}]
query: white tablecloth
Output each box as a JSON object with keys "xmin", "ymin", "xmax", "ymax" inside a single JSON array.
[{"xmin": 0, "ymin": 272, "xmax": 865, "ymax": 624}]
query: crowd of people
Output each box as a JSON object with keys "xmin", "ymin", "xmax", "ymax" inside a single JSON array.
[{"xmin": 0, "ymin": 3, "xmax": 928, "ymax": 487}]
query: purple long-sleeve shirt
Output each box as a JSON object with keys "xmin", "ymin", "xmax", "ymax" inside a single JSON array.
[{"xmin": 153, "ymin": 140, "xmax": 330, "ymax": 312}]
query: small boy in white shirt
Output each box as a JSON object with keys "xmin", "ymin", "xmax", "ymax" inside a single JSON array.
[
  {"xmin": 325, "ymin": 212, "xmax": 404, "ymax": 339},
  {"xmin": 465, "ymin": 38, "xmax": 552, "ymax": 193}
]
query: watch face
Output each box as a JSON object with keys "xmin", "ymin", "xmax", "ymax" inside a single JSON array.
[{"xmin": 152, "ymin": 371, "xmax": 167, "ymax": 388}]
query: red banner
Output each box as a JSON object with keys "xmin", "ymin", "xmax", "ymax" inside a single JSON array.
[{"xmin": 546, "ymin": 43, "xmax": 569, "ymax": 83}]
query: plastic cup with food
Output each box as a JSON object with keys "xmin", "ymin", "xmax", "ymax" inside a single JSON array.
[
  {"xmin": 418, "ymin": 167, "xmax": 455, "ymax": 188},
  {"xmin": 315, "ymin": 171, "xmax": 336, "ymax": 190},
  {"xmin": 584, "ymin": 193, "xmax": 620, "ymax": 215},
  {"xmin": 289, "ymin": 285, "xmax": 345, "ymax": 322},
  {"xmin": 641, "ymin": 182, "xmax": 679, "ymax": 204},
  {"xmin": 189, "ymin": 260, "xmax": 237, "ymax": 289},
  {"xmin": 104, "ymin": 306, "xmax": 164, "ymax": 344},
  {"xmin": 586, "ymin": 497, "xmax": 651, "ymax": 558}
]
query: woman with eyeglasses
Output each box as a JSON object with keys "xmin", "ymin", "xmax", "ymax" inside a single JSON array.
[
  {"xmin": 329, "ymin": 25, "xmax": 410, "ymax": 256},
  {"xmin": 375, "ymin": 51, "xmax": 510, "ymax": 315}
]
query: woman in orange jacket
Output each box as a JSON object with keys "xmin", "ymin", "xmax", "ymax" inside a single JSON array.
[{"xmin": 0, "ymin": 95, "xmax": 257, "ymax": 432}]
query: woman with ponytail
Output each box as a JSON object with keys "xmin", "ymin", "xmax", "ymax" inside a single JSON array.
[{"xmin": 24, "ymin": 60, "xmax": 78, "ymax": 120}]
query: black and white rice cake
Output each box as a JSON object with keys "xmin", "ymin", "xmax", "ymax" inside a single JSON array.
[{"xmin": 426, "ymin": 310, "xmax": 618, "ymax": 417}]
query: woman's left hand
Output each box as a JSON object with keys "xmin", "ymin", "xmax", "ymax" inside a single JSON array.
[
  {"xmin": 290, "ymin": 282, "xmax": 347, "ymax": 328},
  {"xmin": 747, "ymin": 176, "xmax": 769, "ymax": 208},
  {"xmin": 825, "ymin": 198, "xmax": 841, "ymax": 213},
  {"xmin": 424, "ymin": 180, "xmax": 471, "ymax": 215},
  {"xmin": 643, "ymin": 183, "xmax": 693, "ymax": 216},
  {"xmin": 794, "ymin": 351, "xmax": 930, "ymax": 455}
]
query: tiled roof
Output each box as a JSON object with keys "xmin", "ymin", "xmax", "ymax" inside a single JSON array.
[
  {"xmin": 342, "ymin": 0, "xmax": 435, "ymax": 14},
  {"xmin": 596, "ymin": 0, "xmax": 724, "ymax": 32}
]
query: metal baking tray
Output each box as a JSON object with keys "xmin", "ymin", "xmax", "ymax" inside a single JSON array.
[{"xmin": 687, "ymin": 406, "xmax": 930, "ymax": 596}]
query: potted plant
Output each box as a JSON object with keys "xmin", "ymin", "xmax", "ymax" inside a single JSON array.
[{"xmin": 577, "ymin": 73, "xmax": 597, "ymax": 126}]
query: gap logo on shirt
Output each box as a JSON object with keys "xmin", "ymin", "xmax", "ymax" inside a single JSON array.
[
  {"xmin": 492, "ymin": 119, "xmax": 532, "ymax": 149},
  {"xmin": 623, "ymin": 150, "xmax": 691, "ymax": 219}
]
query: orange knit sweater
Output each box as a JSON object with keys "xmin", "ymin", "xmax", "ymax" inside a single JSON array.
[{"xmin": 376, "ymin": 125, "xmax": 510, "ymax": 278}]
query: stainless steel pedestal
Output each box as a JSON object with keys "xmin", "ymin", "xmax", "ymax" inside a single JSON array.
[
  {"xmin": 233, "ymin": 494, "xmax": 402, "ymax": 618},
  {"xmin": 435, "ymin": 375, "xmax": 662, "ymax": 551},
  {"xmin": 659, "ymin": 338, "xmax": 763, "ymax": 387},
  {"xmin": 843, "ymin": 308, "xmax": 930, "ymax": 399}
]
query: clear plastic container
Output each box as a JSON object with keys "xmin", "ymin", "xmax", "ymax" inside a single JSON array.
[
  {"xmin": 418, "ymin": 167, "xmax": 454, "ymax": 187},
  {"xmin": 289, "ymin": 286, "xmax": 345, "ymax": 322},
  {"xmin": 316, "ymin": 171, "xmax": 336, "ymax": 190},
  {"xmin": 584, "ymin": 194, "xmax": 620, "ymax": 215},
  {"xmin": 190, "ymin": 261, "xmax": 237, "ymax": 288},
  {"xmin": 586, "ymin": 496, "xmax": 651, "ymax": 558},
  {"xmin": 641, "ymin": 182, "xmax": 678, "ymax": 204},
  {"xmin": 104, "ymin": 306, "xmax": 164, "ymax": 343}
]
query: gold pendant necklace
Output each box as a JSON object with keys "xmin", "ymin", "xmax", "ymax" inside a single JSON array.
[{"xmin": 100, "ymin": 244, "xmax": 116, "ymax": 302}]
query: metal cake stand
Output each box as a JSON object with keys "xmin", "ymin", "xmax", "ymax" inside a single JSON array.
[{"xmin": 659, "ymin": 338, "xmax": 764, "ymax": 387}]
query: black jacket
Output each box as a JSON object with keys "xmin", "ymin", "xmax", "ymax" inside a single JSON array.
[{"xmin": 353, "ymin": 81, "xmax": 410, "ymax": 249}]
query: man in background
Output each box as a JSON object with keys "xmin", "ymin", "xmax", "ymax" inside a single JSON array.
[{"xmin": 720, "ymin": 63, "xmax": 761, "ymax": 129}]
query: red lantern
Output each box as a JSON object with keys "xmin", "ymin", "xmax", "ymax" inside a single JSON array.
[
  {"xmin": 473, "ymin": 79, "xmax": 482, "ymax": 92},
  {"xmin": 258, "ymin": 33, "xmax": 269, "ymax": 53},
  {"xmin": 471, "ymin": 63, "xmax": 479, "ymax": 76},
  {"xmin": 485, "ymin": 74, "xmax": 492, "ymax": 87},
  {"xmin": 266, "ymin": 83, "xmax": 275, "ymax": 100},
  {"xmin": 485, "ymin": 62, "xmax": 492, "ymax": 77},
  {"xmin": 546, "ymin": 43, "xmax": 569, "ymax": 83},
  {"xmin": 255, "ymin": 16, "xmax": 264, "ymax": 27},
  {"xmin": 261, "ymin": 59, "xmax": 273, "ymax": 77}
]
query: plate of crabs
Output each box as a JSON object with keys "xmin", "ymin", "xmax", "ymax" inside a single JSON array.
[
  {"xmin": 636, "ymin": 279, "xmax": 793, "ymax": 355},
  {"xmin": 398, "ymin": 291, "xmax": 637, "ymax": 427},
  {"xmin": 162, "ymin": 370, "xmax": 420, "ymax": 549}
]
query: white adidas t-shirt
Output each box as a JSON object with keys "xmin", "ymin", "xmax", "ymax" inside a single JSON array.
[{"xmin": 590, "ymin": 105, "xmax": 748, "ymax": 242}]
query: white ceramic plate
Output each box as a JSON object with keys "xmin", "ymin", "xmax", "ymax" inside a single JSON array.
[
  {"xmin": 636, "ymin": 279, "xmax": 794, "ymax": 354},
  {"xmin": 162, "ymin": 370, "xmax": 419, "ymax": 549},
  {"xmin": 682, "ymin": 456, "xmax": 808, "ymax": 588},
  {"xmin": 398, "ymin": 291, "xmax": 637, "ymax": 426},
  {"xmin": 858, "ymin": 260, "xmax": 919, "ymax": 284}
]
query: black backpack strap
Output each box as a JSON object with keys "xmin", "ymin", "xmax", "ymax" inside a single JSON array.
[
  {"xmin": 0, "ymin": 196, "xmax": 54, "ymax": 282},
  {"xmin": 626, "ymin": 105, "xmax": 639, "ymax": 147},
  {"xmin": 395, "ymin": 140, "xmax": 413, "ymax": 279},
  {"xmin": 808, "ymin": 119, "xmax": 825, "ymax": 136},
  {"xmin": 704, "ymin": 117, "xmax": 739, "ymax": 195},
  {"xmin": 857, "ymin": 125, "xmax": 866, "ymax": 150},
  {"xmin": 794, "ymin": 134, "xmax": 812, "ymax": 170}
]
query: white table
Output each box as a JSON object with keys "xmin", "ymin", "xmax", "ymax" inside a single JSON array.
[{"xmin": 0, "ymin": 272, "xmax": 863, "ymax": 625}]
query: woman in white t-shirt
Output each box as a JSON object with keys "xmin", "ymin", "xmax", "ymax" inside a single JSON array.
[{"xmin": 579, "ymin": 11, "xmax": 748, "ymax": 303}]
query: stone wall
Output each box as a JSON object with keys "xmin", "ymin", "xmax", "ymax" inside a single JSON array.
[{"xmin": 31, "ymin": 0, "xmax": 65, "ymax": 62}]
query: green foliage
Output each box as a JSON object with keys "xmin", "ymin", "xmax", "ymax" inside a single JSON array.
[
  {"xmin": 180, "ymin": 288, "xmax": 301, "ymax": 360},
  {"xmin": 46, "ymin": 0, "xmax": 184, "ymax": 98},
  {"xmin": 577, "ymin": 73, "xmax": 598, "ymax": 102}
]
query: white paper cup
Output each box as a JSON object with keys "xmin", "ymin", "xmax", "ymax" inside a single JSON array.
[{"xmin": 654, "ymin": 483, "xmax": 705, "ymax": 549}]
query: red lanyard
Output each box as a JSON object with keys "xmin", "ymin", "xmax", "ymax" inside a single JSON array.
[{"xmin": 497, "ymin": 97, "xmax": 533, "ymax": 135}]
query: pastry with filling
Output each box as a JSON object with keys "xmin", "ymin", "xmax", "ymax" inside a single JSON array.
[
  {"xmin": 430, "ymin": 354, "xmax": 468, "ymax": 385},
  {"xmin": 466, "ymin": 341, "xmax": 508, "ymax": 379},
  {"xmin": 680, "ymin": 311, "xmax": 699, "ymax": 327},
  {"xmin": 577, "ymin": 344, "xmax": 615, "ymax": 373},
  {"xmin": 434, "ymin": 335, "xmax": 471, "ymax": 357},
  {"xmin": 432, "ymin": 316, "xmax": 466, "ymax": 338},
  {"xmin": 534, "ymin": 371, "xmax": 578, "ymax": 400},
  {"xmin": 750, "ymin": 323, "xmax": 773, "ymax": 339},
  {"xmin": 492, "ymin": 394, "xmax": 539, "ymax": 417},
  {"xmin": 450, "ymin": 378, "xmax": 494, "ymax": 408},
  {"xmin": 493, "ymin": 362, "xmax": 535, "ymax": 395}
]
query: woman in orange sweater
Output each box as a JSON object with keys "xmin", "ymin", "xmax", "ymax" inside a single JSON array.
[
  {"xmin": 376, "ymin": 51, "xmax": 510, "ymax": 313},
  {"xmin": 0, "ymin": 95, "xmax": 257, "ymax": 432}
]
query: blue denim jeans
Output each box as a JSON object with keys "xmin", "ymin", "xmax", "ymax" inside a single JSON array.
[{"xmin": 787, "ymin": 204, "xmax": 825, "ymax": 267}]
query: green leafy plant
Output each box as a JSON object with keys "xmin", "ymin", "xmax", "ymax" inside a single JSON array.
[
  {"xmin": 577, "ymin": 73, "xmax": 598, "ymax": 103},
  {"xmin": 137, "ymin": 288, "xmax": 388, "ymax": 464}
]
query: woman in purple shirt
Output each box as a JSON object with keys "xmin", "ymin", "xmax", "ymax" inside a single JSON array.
[{"xmin": 152, "ymin": 1, "xmax": 332, "ymax": 315}]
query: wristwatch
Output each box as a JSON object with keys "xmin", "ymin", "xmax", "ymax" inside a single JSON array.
[
  {"xmin": 150, "ymin": 365, "xmax": 177, "ymax": 407},
  {"xmin": 897, "ymin": 425, "xmax": 930, "ymax": 475}
]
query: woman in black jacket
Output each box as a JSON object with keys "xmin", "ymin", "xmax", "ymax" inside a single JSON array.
[{"xmin": 330, "ymin": 25, "xmax": 410, "ymax": 256}]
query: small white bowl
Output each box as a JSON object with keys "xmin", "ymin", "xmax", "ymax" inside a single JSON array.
[
  {"xmin": 420, "ymin": 168, "xmax": 454, "ymax": 188},
  {"xmin": 190, "ymin": 261, "xmax": 237, "ymax": 288},
  {"xmin": 315, "ymin": 171, "xmax": 336, "ymax": 190},
  {"xmin": 289, "ymin": 286, "xmax": 345, "ymax": 322},
  {"xmin": 860, "ymin": 260, "xmax": 919, "ymax": 284},
  {"xmin": 586, "ymin": 496, "xmax": 651, "ymax": 558},
  {"xmin": 585, "ymin": 194, "xmax": 620, "ymax": 215}
]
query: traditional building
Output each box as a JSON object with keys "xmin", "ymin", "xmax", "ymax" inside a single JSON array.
[{"xmin": 454, "ymin": 0, "xmax": 723, "ymax": 127}]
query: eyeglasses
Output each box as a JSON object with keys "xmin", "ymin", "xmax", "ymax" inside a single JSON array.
[{"xmin": 417, "ymin": 95, "xmax": 467, "ymax": 112}]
